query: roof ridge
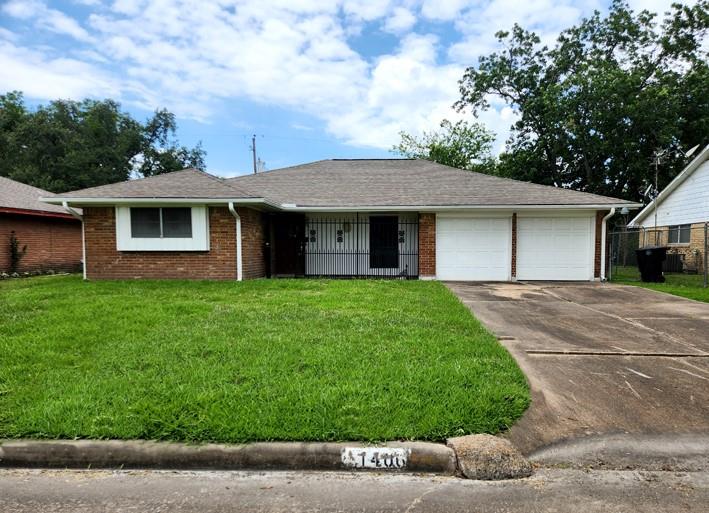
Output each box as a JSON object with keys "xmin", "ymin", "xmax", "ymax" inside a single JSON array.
[
  {"xmin": 196, "ymin": 168, "xmax": 254, "ymax": 195},
  {"xmin": 228, "ymin": 159, "xmax": 334, "ymax": 179}
]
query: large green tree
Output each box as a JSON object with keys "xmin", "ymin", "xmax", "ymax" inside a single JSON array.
[
  {"xmin": 456, "ymin": 0, "xmax": 709, "ymax": 201},
  {"xmin": 393, "ymin": 119, "xmax": 497, "ymax": 173},
  {"xmin": 0, "ymin": 92, "xmax": 205, "ymax": 193}
]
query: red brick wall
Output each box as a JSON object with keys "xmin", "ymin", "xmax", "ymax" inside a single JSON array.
[
  {"xmin": 83, "ymin": 206, "xmax": 266, "ymax": 280},
  {"xmin": 0, "ymin": 213, "xmax": 82, "ymax": 274},
  {"xmin": 511, "ymin": 213, "xmax": 517, "ymax": 278},
  {"xmin": 239, "ymin": 207, "xmax": 266, "ymax": 279},
  {"xmin": 418, "ymin": 213, "xmax": 436, "ymax": 277},
  {"xmin": 595, "ymin": 210, "xmax": 607, "ymax": 279}
]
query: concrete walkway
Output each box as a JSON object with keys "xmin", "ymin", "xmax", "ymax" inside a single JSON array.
[{"xmin": 446, "ymin": 282, "xmax": 709, "ymax": 462}]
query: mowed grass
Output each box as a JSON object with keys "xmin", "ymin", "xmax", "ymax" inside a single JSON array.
[
  {"xmin": 611, "ymin": 265, "xmax": 709, "ymax": 303},
  {"xmin": 0, "ymin": 276, "xmax": 529, "ymax": 443}
]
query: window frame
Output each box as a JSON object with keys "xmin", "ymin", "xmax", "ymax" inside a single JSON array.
[
  {"xmin": 667, "ymin": 224, "xmax": 691, "ymax": 245},
  {"xmin": 129, "ymin": 207, "xmax": 193, "ymax": 239},
  {"xmin": 115, "ymin": 206, "xmax": 209, "ymax": 252}
]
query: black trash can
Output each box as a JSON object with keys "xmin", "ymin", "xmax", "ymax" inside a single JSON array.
[{"xmin": 635, "ymin": 246, "xmax": 667, "ymax": 283}]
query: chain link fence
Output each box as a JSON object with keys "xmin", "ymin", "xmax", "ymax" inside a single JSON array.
[{"xmin": 608, "ymin": 223, "xmax": 708, "ymax": 287}]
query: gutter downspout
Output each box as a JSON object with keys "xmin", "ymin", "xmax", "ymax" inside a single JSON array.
[
  {"xmin": 228, "ymin": 202, "xmax": 243, "ymax": 281},
  {"xmin": 600, "ymin": 207, "xmax": 615, "ymax": 282},
  {"xmin": 62, "ymin": 201, "xmax": 86, "ymax": 280}
]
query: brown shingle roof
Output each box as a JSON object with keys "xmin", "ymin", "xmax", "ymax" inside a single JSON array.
[
  {"xmin": 48, "ymin": 160, "xmax": 636, "ymax": 208},
  {"xmin": 228, "ymin": 159, "xmax": 635, "ymax": 207},
  {"xmin": 53, "ymin": 168, "xmax": 257, "ymax": 199},
  {"xmin": 0, "ymin": 176, "xmax": 77, "ymax": 215}
]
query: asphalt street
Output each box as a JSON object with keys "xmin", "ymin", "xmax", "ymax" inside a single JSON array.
[{"xmin": 1, "ymin": 468, "xmax": 708, "ymax": 512}]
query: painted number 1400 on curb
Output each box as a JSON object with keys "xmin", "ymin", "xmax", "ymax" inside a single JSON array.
[{"xmin": 341, "ymin": 447, "xmax": 410, "ymax": 469}]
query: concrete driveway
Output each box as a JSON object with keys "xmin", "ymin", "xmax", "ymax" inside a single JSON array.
[{"xmin": 446, "ymin": 282, "xmax": 709, "ymax": 464}]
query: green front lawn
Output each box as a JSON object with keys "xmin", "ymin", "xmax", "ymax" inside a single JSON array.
[
  {"xmin": 611, "ymin": 265, "xmax": 709, "ymax": 302},
  {"xmin": 0, "ymin": 276, "xmax": 529, "ymax": 443}
]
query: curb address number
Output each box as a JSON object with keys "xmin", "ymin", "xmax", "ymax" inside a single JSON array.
[{"xmin": 341, "ymin": 447, "xmax": 410, "ymax": 469}]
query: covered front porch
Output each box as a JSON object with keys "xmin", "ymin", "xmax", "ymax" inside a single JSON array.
[{"xmin": 266, "ymin": 212, "xmax": 421, "ymax": 279}]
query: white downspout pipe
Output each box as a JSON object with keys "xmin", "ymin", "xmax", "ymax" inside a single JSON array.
[
  {"xmin": 228, "ymin": 202, "xmax": 243, "ymax": 281},
  {"xmin": 600, "ymin": 207, "xmax": 615, "ymax": 282},
  {"xmin": 62, "ymin": 201, "xmax": 86, "ymax": 280}
]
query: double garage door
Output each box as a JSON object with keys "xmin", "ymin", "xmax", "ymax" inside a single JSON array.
[{"xmin": 436, "ymin": 215, "xmax": 594, "ymax": 281}]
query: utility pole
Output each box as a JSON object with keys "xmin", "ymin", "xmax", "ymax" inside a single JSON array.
[{"xmin": 251, "ymin": 134, "xmax": 257, "ymax": 174}]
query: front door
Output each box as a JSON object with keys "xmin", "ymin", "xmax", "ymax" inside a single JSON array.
[
  {"xmin": 369, "ymin": 216, "xmax": 399, "ymax": 269},
  {"xmin": 274, "ymin": 214, "xmax": 305, "ymax": 276}
]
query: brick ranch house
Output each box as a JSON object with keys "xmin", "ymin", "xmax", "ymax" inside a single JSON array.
[
  {"xmin": 0, "ymin": 176, "xmax": 82, "ymax": 274},
  {"xmin": 628, "ymin": 143, "xmax": 709, "ymax": 273},
  {"xmin": 41, "ymin": 159, "xmax": 639, "ymax": 282}
]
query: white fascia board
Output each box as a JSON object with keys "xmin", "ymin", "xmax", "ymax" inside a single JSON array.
[
  {"xmin": 41, "ymin": 197, "xmax": 640, "ymax": 212},
  {"xmin": 40, "ymin": 197, "xmax": 276, "ymax": 208},
  {"xmin": 629, "ymin": 144, "xmax": 709, "ymax": 227},
  {"xmin": 281, "ymin": 203, "xmax": 640, "ymax": 212}
]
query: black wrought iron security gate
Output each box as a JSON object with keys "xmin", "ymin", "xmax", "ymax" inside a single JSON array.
[{"xmin": 302, "ymin": 215, "xmax": 419, "ymax": 278}]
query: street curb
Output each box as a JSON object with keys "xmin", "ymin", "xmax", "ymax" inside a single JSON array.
[
  {"xmin": 0, "ymin": 440, "xmax": 457, "ymax": 475},
  {"xmin": 528, "ymin": 433, "xmax": 709, "ymax": 472}
]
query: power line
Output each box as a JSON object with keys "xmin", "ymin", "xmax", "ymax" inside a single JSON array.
[{"xmin": 179, "ymin": 130, "xmax": 340, "ymax": 144}]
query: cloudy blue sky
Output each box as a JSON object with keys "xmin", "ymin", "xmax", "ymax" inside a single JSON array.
[{"xmin": 0, "ymin": 0, "xmax": 680, "ymax": 176}]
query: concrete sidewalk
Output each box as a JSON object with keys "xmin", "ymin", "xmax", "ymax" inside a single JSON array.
[
  {"xmin": 1, "ymin": 468, "xmax": 707, "ymax": 513},
  {"xmin": 446, "ymin": 281, "xmax": 709, "ymax": 462}
]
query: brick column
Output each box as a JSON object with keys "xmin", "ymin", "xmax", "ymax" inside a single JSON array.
[
  {"xmin": 511, "ymin": 213, "xmax": 517, "ymax": 279},
  {"xmin": 418, "ymin": 213, "xmax": 436, "ymax": 279},
  {"xmin": 594, "ymin": 210, "xmax": 606, "ymax": 279}
]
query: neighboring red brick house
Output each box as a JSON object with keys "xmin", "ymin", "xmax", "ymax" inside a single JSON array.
[
  {"xmin": 0, "ymin": 176, "xmax": 82, "ymax": 275},
  {"xmin": 42, "ymin": 162, "xmax": 638, "ymax": 281}
]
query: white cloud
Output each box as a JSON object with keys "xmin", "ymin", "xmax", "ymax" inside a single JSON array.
[
  {"xmin": 3, "ymin": 0, "xmax": 682, "ymax": 154},
  {"xmin": 2, "ymin": 0, "xmax": 42, "ymax": 19},
  {"xmin": 384, "ymin": 7, "xmax": 416, "ymax": 33},
  {"xmin": 626, "ymin": 0, "xmax": 681, "ymax": 16},
  {"xmin": 3, "ymin": 0, "xmax": 93, "ymax": 42},
  {"xmin": 448, "ymin": 0, "xmax": 602, "ymax": 63},
  {"xmin": 0, "ymin": 27, "xmax": 18, "ymax": 42},
  {"xmin": 0, "ymin": 40, "xmax": 118, "ymax": 98},
  {"xmin": 111, "ymin": 0, "xmax": 144, "ymax": 15},
  {"xmin": 421, "ymin": 0, "xmax": 469, "ymax": 21}
]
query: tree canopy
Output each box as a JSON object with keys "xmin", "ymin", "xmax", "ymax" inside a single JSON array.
[
  {"xmin": 0, "ymin": 92, "xmax": 205, "ymax": 193},
  {"xmin": 393, "ymin": 119, "xmax": 497, "ymax": 174},
  {"xmin": 455, "ymin": 0, "xmax": 708, "ymax": 201}
]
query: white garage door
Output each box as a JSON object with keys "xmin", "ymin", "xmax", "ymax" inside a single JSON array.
[
  {"xmin": 517, "ymin": 217, "xmax": 594, "ymax": 281},
  {"xmin": 436, "ymin": 217, "xmax": 510, "ymax": 281}
]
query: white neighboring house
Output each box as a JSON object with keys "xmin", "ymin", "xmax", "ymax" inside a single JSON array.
[{"xmin": 628, "ymin": 143, "xmax": 709, "ymax": 272}]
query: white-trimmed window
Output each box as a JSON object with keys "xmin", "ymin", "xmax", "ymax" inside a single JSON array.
[
  {"xmin": 116, "ymin": 206, "xmax": 209, "ymax": 251},
  {"xmin": 668, "ymin": 224, "xmax": 690, "ymax": 244},
  {"xmin": 130, "ymin": 207, "xmax": 192, "ymax": 238}
]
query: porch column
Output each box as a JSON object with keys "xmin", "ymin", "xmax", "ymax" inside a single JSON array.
[
  {"xmin": 594, "ymin": 210, "xmax": 606, "ymax": 279},
  {"xmin": 418, "ymin": 213, "xmax": 436, "ymax": 279},
  {"xmin": 511, "ymin": 212, "xmax": 517, "ymax": 280}
]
